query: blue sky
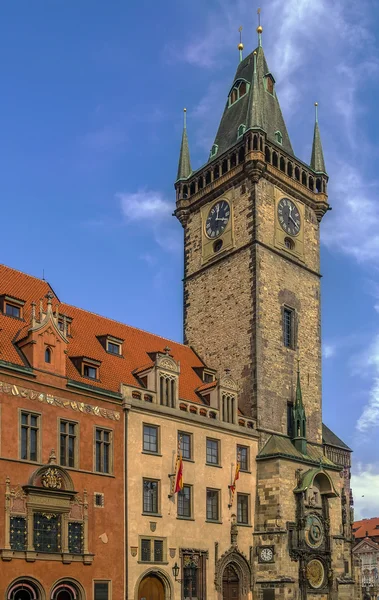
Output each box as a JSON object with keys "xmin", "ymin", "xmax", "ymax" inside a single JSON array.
[{"xmin": 1, "ymin": 0, "xmax": 378, "ymax": 518}]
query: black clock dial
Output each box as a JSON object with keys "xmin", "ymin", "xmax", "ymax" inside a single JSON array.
[
  {"xmin": 277, "ymin": 198, "xmax": 301, "ymax": 236},
  {"xmin": 205, "ymin": 200, "xmax": 230, "ymax": 239}
]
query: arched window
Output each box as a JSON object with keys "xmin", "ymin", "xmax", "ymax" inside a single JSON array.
[
  {"xmin": 8, "ymin": 581, "xmax": 40, "ymax": 600},
  {"xmin": 221, "ymin": 159, "xmax": 228, "ymax": 175},
  {"xmin": 190, "ymin": 182, "xmax": 196, "ymax": 196},
  {"xmin": 230, "ymin": 153, "xmax": 237, "ymax": 168},
  {"xmin": 280, "ymin": 157, "xmax": 285, "ymax": 172},
  {"xmin": 265, "ymin": 146, "xmax": 271, "ymax": 163},
  {"xmin": 309, "ymin": 176, "xmax": 314, "ymax": 191},
  {"xmin": 238, "ymin": 146, "xmax": 245, "ymax": 163},
  {"xmin": 182, "ymin": 185, "xmax": 188, "ymax": 198},
  {"xmin": 237, "ymin": 124, "xmax": 246, "ymax": 139},
  {"xmin": 253, "ymin": 135, "xmax": 258, "ymax": 150},
  {"xmin": 275, "ymin": 131, "xmax": 283, "ymax": 144},
  {"xmin": 287, "ymin": 162, "xmax": 293, "ymax": 178},
  {"xmin": 213, "ymin": 164, "xmax": 220, "ymax": 180},
  {"xmin": 45, "ymin": 347, "xmax": 51, "ymax": 364},
  {"xmin": 210, "ymin": 143, "xmax": 218, "ymax": 158},
  {"xmin": 228, "ymin": 80, "xmax": 249, "ymax": 107},
  {"xmin": 295, "ymin": 166, "xmax": 300, "ymax": 181},
  {"xmin": 301, "ymin": 172, "xmax": 307, "ymax": 186},
  {"xmin": 272, "ymin": 152, "xmax": 278, "ymax": 168},
  {"xmin": 205, "ymin": 171, "xmax": 211, "ymax": 185},
  {"xmin": 52, "ymin": 584, "xmax": 78, "ymax": 600}
]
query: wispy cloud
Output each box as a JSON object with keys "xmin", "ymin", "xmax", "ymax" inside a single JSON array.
[
  {"xmin": 323, "ymin": 344, "xmax": 336, "ymax": 360},
  {"xmin": 351, "ymin": 462, "xmax": 379, "ymax": 519},
  {"xmin": 355, "ymin": 334, "xmax": 379, "ymax": 433}
]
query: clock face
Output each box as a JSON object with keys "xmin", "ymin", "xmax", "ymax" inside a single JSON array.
[
  {"xmin": 305, "ymin": 515, "xmax": 324, "ymax": 548},
  {"xmin": 205, "ymin": 200, "xmax": 230, "ymax": 239},
  {"xmin": 277, "ymin": 197, "xmax": 301, "ymax": 236},
  {"xmin": 260, "ymin": 547, "xmax": 273, "ymax": 562}
]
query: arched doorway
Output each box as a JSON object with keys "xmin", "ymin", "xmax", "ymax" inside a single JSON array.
[
  {"xmin": 138, "ymin": 575, "xmax": 165, "ymax": 600},
  {"xmin": 222, "ymin": 564, "xmax": 240, "ymax": 600}
]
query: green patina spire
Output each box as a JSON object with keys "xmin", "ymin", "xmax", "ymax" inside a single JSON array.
[
  {"xmin": 310, "ymin": 102, "xmax": 326, "ymax": 173},
  {"xmin": 292, "ymin": 361, "xmax": 307, "ymax": 455},
  {"xmin": 176, "ymin": 108, "xmax": 192, "ymax": 181},
  {"xmin": 246, "ymin": 50, "xmax": 261, "ymax": 129}
]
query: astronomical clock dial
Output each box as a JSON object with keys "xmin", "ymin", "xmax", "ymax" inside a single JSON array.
[
  {"xmin": 205, "ymin": 200, "xmax": 230, "ymax": 239},
  {"xmin": 258, "ymin": 546, "xmax": 274, "ymax": 563},
  {"xmin": 277, "ymin": 197, "xmax": 301, "ymax": 236},
  {"xmin": 304, "ymin": 515, "xmax": 324, "ymax": 549}
]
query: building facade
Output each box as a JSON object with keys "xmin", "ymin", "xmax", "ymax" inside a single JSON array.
[
  {"xmin": 0, "ymin": 21, "xmax": 361, "ymax": 600},
  {"xmin": 353, "ymin": 518, "xmax": 379, "ymax": 599}
]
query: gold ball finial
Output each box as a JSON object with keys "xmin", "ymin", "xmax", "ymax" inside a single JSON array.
[
  {"xmin": 257, "ymin": 25, "xmax": 263, "ymax": 34},
  {"xmin": 238, "ymin": 43, "xmax": 244, "ymax": 50},
  {"xmin": 183, "ymin": 108, "xmax": 187, "ymax": 112},
  {"xmin": 314, "ymin": 102, "xmax": 318, "ymax": 107},
  {"xmin": 253, "ymin": 51, "xmax": 257, "ymax": 55}
]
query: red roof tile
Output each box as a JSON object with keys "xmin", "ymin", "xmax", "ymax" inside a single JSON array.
[
  {"xmin": 353, "ymin": 517, "xmax": 379, "ymax": 539},
  {"xmin": 0, "ymin": 264, "xmax": 206, "ymax": 404}
]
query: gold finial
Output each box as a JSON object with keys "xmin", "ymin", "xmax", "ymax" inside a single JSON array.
[
  {"xmin": 257, "ymin": 8, "xmax": 263, "ymax": 33},
  {"xmin": 238, "ymin": 25, "xmax": 244, "ymax": 51},
  {"xmin": 183, "ymin": 107, "xmax": 187, "ymax": 112},
  {"xmin": 314, "ymin": 102, "xmax": 318, "ymax": 106}
]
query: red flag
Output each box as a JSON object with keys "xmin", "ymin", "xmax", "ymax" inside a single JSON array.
[
  {"xmin": 174, "ymin": 453, "xmax": 183, "ymax": 493},
  {"xmin": 228, "ymin": 455, "xmax": 240, "ymax": 507}
]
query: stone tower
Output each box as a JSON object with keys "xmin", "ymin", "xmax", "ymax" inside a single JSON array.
[
  {"xmin": 175, "ymin": 26, "xmax": 359, "ymax": 599},
  {"xmin": 175, "ymin": 29, "xmax": 328, "ymax": 445}
]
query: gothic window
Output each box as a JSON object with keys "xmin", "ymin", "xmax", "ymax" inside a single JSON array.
[
  {"xmin": 228, "ymin": 80, "xmax": 249, "ymax": 107},
  {"xmin": 237, "ymin": 445, "xmax": 249, "ymax": 471},
  {"xmin": 20, "ymin": 411, "xmax": 40, "ymax": 462},
  {"xmin": 237, "ymin": 124, "xmax": 246, "ymax": 139},
  {"xmin": 45, "ymin": 346, "xmax": 52, "ymax": 363},
  {"xmin": 210, "ymin": 144, "xmax": 218, "ymax": 157},
  {"xmin": 222, "ymin": 394, "xmax": 236, "ymax": 424},
  {"xmin": 159, "ymin": 374, "xmax": 176, "ymax": 408},
  {"xmin": 95, "ymin": 428, "xmax": 112, "ymax": 473},
  {"xmin": 179, "ymin": 431, "xmax": 192, "ymax": 460},
  {"xmin": 33, "ymin": 512, "xmax": 61, "ymax": 552},
  {"xmin": 275, "ymin": 131, "xmax": 283, "ymax": 145},
  {"xmin": 60, "ymin": 420, "xmax": 77, "ymax": 468},
  {"xmin": 272, "ymin": 151, "xmax": 278, "ymax": 168},
  {"xmin": 206, "ymin": 438, "xmax": 220, "ymax": 465},
  {"xmin": 68, "ymin": 521, "xmax": 83, "ymax": 554},
  {"xmin": 283, "ymin": 306, "xmax": 296, "ymax": 349},
  {"xmin": 143, "ymin": 479, "xmax": 159, "ymax": 514},
  {"xmin": 178, "ymin": 485, "xmax": 192, "ymax": 518},
  {"xmin": 237, "ymin": 493, "xmax": 249, "ymax": 524},
  {"xmin": 143, "ymin": 424, "xmax": 159, "ymax": 453},
  {"xmin": 206, "ymin": 488, "xmax": 220, "ymax": 521},
  {"xmin": 10, "ymin": 516, "xmax": 27, "ymax": 551}
]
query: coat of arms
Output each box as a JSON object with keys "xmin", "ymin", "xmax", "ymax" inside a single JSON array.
[{"xmin": 41, "ymin": 468, "xmax": 62, "ymax": 489}]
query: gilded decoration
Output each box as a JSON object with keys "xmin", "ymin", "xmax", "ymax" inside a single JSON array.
[
  {"xmin": 42, "ymin": 468, "xmax": 62, "ymax": 490},
  {"xmin": 307, "ymin": 559, "xmax": 325, "ymax": 589},
  {"xmin": 0, "ymin": 380, "xmax": 120, "ymax": 421}
]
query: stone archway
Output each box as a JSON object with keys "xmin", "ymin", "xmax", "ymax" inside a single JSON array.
[
  {"xmin": 215, "ymin": 548, "xmax": 252, "ymax": 599},
  {"xmin": 135, "ymin": 569, "xmax": 173, "ymax": 600}
]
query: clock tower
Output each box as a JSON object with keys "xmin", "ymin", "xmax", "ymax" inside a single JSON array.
[{"xmin": 175, "ymin": 30, "xmax": 328, "ymax": 445}]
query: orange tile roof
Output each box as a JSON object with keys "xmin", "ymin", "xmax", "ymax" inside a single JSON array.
[
  {"xmin": 0, "ymin": 264, "xmax": 206, "ymax": 404},
  {"xmin": 353, "ymin": 517, "xmax": 379, "ymax": 539}
]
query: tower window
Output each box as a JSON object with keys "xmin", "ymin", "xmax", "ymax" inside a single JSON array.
[
  {"xmin": 210, "ymin": 144, "xmax": 218, "ymax": 158},
  {"xmin": 237, "ymin": 124, "xmax": 246, "ymax": 139},
  {"xmin": 287, "ymin": 402, "xmax": 294, "ymax": 436},
  {"xmin": 284, "ymin": 237, "xmax": 295, "ymax": 250},
  {"xmin": 266, "ymin": 75, "xmax": 274, "ymax": 95},
  {"xmin": 283, "ymin": 307, "xmax": 296, "ymax": 349},
  {"xmin": 275, "ymin": 131, "xmax": 283, "ymax": 144},
  {"xmin": 228, "ymin": 79, "xmax": 249, "ymax": 107},
  {"xmin": 45, "ymin": 347, "xmax": 52, "ymax": 363}
]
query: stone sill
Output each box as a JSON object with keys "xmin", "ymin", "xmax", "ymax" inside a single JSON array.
[{"xmin": 0, "ymin": 549, "xmax": 94, "ymax": 564}]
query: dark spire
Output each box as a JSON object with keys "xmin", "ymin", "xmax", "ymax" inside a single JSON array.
[
  {"xmin": 292, "ymin": 361, "xmax": 307, "ymax": 455},
  {"xmin": 176, "ymin": 108, "xmax": 192, "ymax": 181},
  {"xmin": 310, "ymin": 102, "xmax": 326, "ymax": 173},
  {"xmin": 246, "ymin": 51, "xmax": 261, "ymax": 129}
]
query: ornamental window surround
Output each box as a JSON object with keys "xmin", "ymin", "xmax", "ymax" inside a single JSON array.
[
  {"xmin": 180, "ymin": 549, "xmax": 208, "ymax": 600},
  {"xmin": 228, "ymin": 79, "xmax": 249, "ymax": 107},
  {"xmin": 3, "ymin": 451, "xmax": 92, "ymax": 564}
]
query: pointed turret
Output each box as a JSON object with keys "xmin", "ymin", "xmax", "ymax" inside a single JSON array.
[
  {"xmin": 246, "ymin": 50, "xmax": 261, "ymax": 129},
  {"xmin": 292, "ymin": 363, "xmax": 307, "ymax": 454},
  {"xmin": 310, "ymin": 102, "xmax": 326, "ymax": 173},
  {"xmin": 176, "ymin": 108, "xmax": 192, "ymax": 181}
]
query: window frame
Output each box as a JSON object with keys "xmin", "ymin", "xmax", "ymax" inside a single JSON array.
[
  {"xmin": 107, "ymin": 339, "xmax": 121, "ymax": 355},
  {"xmin": 59, "ymin": 418, "xmax": 79, "ymax": 468},
  {"xmin": 142, "ymin": 478, "xmax": 160, "ymax": 515},
  {"xmin": 142, "ymin": 423, "xmax": 160, "ymax": 455},
  {"xmin": 237, "ymin": 493, "xmax": 250, "ymax": 525},
  {"xmin": 206, "ymin": 488, "xmax": 221, "ymax": 523},
  {"xmin": 83, "ymin": 364, "xmax": 98, "ymax": 380},
  {"xmin": 237, "ymin": 445, "xmax": 249, "ymax": 472},
  {"xmin": 93, "ymin": 580, "xmax": 111, "ymax": 600},
  {"xmin": 139, "ymin": 535, "xmax": 167, "ymax": 563},
  {"xmin": 94, "ymin": 426, "xmax": 113, "ymax": 474},
  {"xmin": 177, "ymin": 484, "xmax": 193, "ymax": 519},
  {"xmin": 206, "ymin": 438, "xmax": 220, "ymax": 466},
  {"xmin": 5, "ymin": 302, "xmax": 22, "ymax": 319},
  {"xmin": 282, "ymin": 305, "xmax": 296, "ymax": 350},
  {"xmin": 178, "ymin": 431, "xmax": 193, "ymax": 461},
  {"xmin": 19, "ymin": 410, "xmax": 41, "ymax": 462}
]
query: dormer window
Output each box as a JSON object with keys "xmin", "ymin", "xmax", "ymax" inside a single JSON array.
[
  {"xmin": 210, "ymin": 143, "xmax": 218, "ymax": 159},
  {"xmin": 71, "ymin": 356, "xmax": 101, "ymax": 381},
  {"xmin": 228, "ymin": 80, "xmax": 248, "ymax": 107},
  {"xmin": 84, "ymin": 365, "xmax": 97, "ymax": 379},
  {"xmin": 203, "ymin": 370, "xmax": 216, "ymax": 384},
  {"xmin": 275, "ymin": 130, "xmax": 283, "ymax": 144},
  {"xmin": 265, "ymin": 73, "xmax": 275, "ymax": 95},
  {"xmin": 97, "ymin": 334, "xmax": 123, "ymax": 357},
  {"xmin": 1, "ymin": 295, "xmax": 25, "ymax": 319},
  {"xmin": 237, "ymin": 124, "xmax": 246, "ymax": 139},
  {"xmin": 57, "ymin": 314, "xmax": 72, "ymax": 336}
]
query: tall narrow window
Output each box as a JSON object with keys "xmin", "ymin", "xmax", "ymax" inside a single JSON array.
[
  {"xmin": 287, "ymin": 402, "xmax": 294, "ymax": 437},
  {"xmin": 237, "ymin": 493, "xmax": 249, "ymax": 524},
  {"xmin": 179, "ymin": 432, "xmax": 192, "ymax": 460},
  {"xmin": 206, "ymin": 438, "xmax": 220, "ymax": 465},
  {"xmin": 283, "ymin": 307, "xmax": 295, "ymax": 349},
  {"xmin": 94, "ymin": 582, "xmax": 110, "ymax": 600},
  {"xmin": 95, "ymin": 428, "xmax": 112, "ymax": 473},
  {"xmin": 237, "ymin": 445, "xmax": 249, "ymax": 471},
  {"xmin": 178, "ymin": 485, "xmax": 192, "ymax": 518},
  {"xmin": 206, "ymin": 489, "xmax": 220, "ymax": 521},
  {"xmin": 10, "ymin": 516, "xmax": 27, "ymax": 551},
  {"xmin": 45, "ymin": 347, "xmax": 51, "ymax": 363},
  {"xmin": 68, "ymin": 522, "xmax": 83, "ymax": 554},
  {"xmin": 33, "ymin": 513, "xmax": 61, "ymax": 552},
  {"xmin": 20, "ymin": 411, "xmax": 39, "ymax": 461},
  {"xmin": 143, "ymin": 424, "xmax": 159, "ymax": 454},
  {"xmin": 60, "ymin": 420, "xmax": 77, "ymax": 467},
  {"xmin": 143, "ymin": 479, "xmax": 159, "ymax": 514},
  {"xmin": 181, "ymin": 552, "xmax": 206, "ymax": 600}
]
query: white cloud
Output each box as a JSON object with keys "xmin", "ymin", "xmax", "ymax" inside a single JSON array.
[
  {"xmin": 351, "ymin": 463, "xmax": 379, "ymax": 520},
  {"xmin": 355, "ymin": 335, "xmax": 379, "ymax": 433},
  {"xmin": 323, "ymin": 344, "xmax": 336, "ymax": 360},
  {"xmin": 117, "ymin": 190, "xmax": 171, "ymax": 222}
]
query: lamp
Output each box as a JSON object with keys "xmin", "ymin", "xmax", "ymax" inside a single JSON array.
[{"xmin": 172, "ymin": 562, "xmax": 180, "ymax": 582}]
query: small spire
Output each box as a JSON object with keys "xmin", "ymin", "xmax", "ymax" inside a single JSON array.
[
  {"xmin": 257, "ymin": 8, "xmax": 263, "ymax": 47},
  {"xmin": 176, "ymin": 108, "xmax": 192, "ymax": 181},
  {"xmin": 292, "ymin": 360, "xmax": 307, "ymax": 454},
  {"xmin": 238, "ymin": 26, "xmax": 244, "ymax": 63},
  {"xmin": 310, "ymin": 102, "xmax": 326, "ymax": 173},
  {"xmin": 295, "ymin": 359, "xmax": 304, "ymax": 409},
  {"xmin": 247, "ymin": 51, "xmax": 261, "ymax": 129}
]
